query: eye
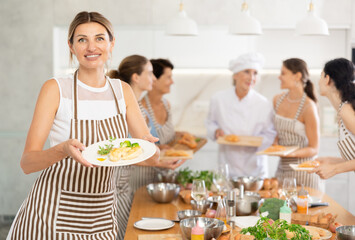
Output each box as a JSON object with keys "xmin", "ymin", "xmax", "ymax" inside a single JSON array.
[
  {"xmin": 97, "ymin": 37, "xmax": 105, "ymax": 41},
  {"xmin": 78, "ymin": 38, "xmax": 86, "ymax": 43}
]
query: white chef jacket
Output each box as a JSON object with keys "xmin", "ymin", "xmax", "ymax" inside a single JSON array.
[{"xmin": 206, "ymin": 88, "xmax": 276, "ymax": 178}]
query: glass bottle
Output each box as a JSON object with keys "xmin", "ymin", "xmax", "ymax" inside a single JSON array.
[
  {"xmin": 279, "ymin": 200, "xmax": 292, "ymax": 223},
  {"xmin": 215, "ymin": 198, "xmax": 227, "ymax": 225},
  {"xmin": 297, "ymin": 184, "xmax": 309, "ymax": 214}
]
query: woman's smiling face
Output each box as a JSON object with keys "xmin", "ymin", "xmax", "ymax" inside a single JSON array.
[{"xmin": 69, "ymin": 22, "xmax": 114, "ymax": 69}]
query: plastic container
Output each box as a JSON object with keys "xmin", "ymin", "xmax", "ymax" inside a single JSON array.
[
  {"xmin": 279, "ymin": 201, "xmax": 292, "ymax": 223},
  {"xmin": 191, "ymin": 224, "xmax": 204, "ymax": 240},
  {"xmin": 297, "ymin": 185, "xmax": 309, "ymax": 214}
]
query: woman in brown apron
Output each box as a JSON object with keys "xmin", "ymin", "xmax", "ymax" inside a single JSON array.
[
  {"xmin": 312, "ymin": 58, "xmax": 355, "ymax": 179},
  {"xmin": 7, "ymin": 11, "xmax": 159, "ymax": 240},
  {"xmin": 273, "ymin": 58, "xmax": 323, "ymax": 191}
]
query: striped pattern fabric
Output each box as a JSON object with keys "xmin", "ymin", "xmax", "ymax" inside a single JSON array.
[
  {"xmin": 129, "ymin": 96, "xmax": 175, "ymax": 193},
  {"xmin": 274, "ymin": 93, "xmax": 323, "ymax": 191},
  {"xmin": 8, "ymin": 72, "xmax": 129, "ymax": 240},
  {"xmin": 337, "ymin": 102, "xmax": 355, "ymax": 161}
]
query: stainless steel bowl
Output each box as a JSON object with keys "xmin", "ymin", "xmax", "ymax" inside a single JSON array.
[
  {"xmin": 236, "ymin": 191, "xmax": 261, "ymax": 216},
  {"xmin": 146, "ymin": 183, "xmax": 180, "ymax": 203},
  {"xmin": 180, "ymin": 217, "xmax": 224, "ymax": 240},
  {"xmin": 190, "ymin": 199, "xmax": 213, "ymax": 214},
  {"xmin": 231, "ymin": 176, "xmax": 264, "ymax": 191},
  {"xmin": 336, "ymin": 225, "xmax": 355, "ymax": 240},
  {"xmin": 156, "ymin": 169, "xmax": 178, "ymax": 183},
  {"xmin": 177, "ymin": 209, "xmax": 202, "ymax": 220}
]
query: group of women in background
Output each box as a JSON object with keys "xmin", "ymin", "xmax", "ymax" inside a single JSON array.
[{"xmin": 7, "ymin": 10, "xmax": 355, "ymax": 240}]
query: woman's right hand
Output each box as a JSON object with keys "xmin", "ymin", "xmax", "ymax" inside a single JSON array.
[{"xmin": 63, "ymin": 139, "xmax": 94, "ymax": 168}]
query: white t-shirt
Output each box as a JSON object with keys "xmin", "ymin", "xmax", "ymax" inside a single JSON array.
[{"xmin": 49, "ymin": 75, "xmax": 126, "ymax": 147}]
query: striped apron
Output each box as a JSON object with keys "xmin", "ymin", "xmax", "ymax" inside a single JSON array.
[
  {"xmin": 274, "ymin": 93, "xmax": 323, "ymax": 191},
  {"xmin": 129, "ymin": 96, "xmax": 175, "ymax": 193},
  {"xmin": 337, "ymin": 102, "xmax": 355, "ymax": 162},
  {"xmin": 8, "ymin": 71, "xmax": 129, "ymax": 240}
]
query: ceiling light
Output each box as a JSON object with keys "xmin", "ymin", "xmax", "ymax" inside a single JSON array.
[
  {"xmin": 166, "ymin": 1, "xmax": 198, "ymax": 36},
  {"xmin": 296, "ymin": 1, "xmax": 329, "ymax": 36},
  {"xmin": 229, "ymin": 0, "xmax": 262, "ymax": 35}
]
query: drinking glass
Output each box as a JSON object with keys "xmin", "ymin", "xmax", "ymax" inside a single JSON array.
[
  {"xmin": 191, "ymin": 179, "xmax": 207, "ymax": 202},
  {"xmin": 282, "ymin": 177, "xmax": 297, "ymax": 207},
  {"xmin": 213, "ymin": 163, "xmax": 231, "ymax": 194}
]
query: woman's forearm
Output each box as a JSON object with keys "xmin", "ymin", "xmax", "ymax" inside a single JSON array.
[
  {"xmin": 20, "ymin": 142, "xmax": 67, "ymax": 174},
  {"xmin": 286, "ymin": 146, "xmax": 318, "ymax": 158},
  {"xmin": 334, "ymin": 159, "xmax": 355, "ymax": 175}
]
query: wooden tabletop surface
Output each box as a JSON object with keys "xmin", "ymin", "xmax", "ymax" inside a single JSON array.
[{"xmin": 124, "ymin": 186, "xmax": 355, "ymax": 240}]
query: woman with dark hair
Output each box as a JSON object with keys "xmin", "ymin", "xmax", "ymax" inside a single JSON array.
[
  {"xmin": 311, "ymin": 58, "xmax": 355, "ymax": 179},
  {"xmin": 7, "ymin": 12, "xmax": 159, "ymax": 240},
  {"xmin": 130, "ymin": 58, "xmax": 186, "ymax": 192},
  {"xmin": 273, "ymin": 58, "xmax": 323, "ymax": 190}
]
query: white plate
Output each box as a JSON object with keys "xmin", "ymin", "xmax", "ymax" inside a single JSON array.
[
  {"xmin": 82, "ymin": 138, "xmax": 156, "ymax": 167},
  {"xmin": 289, "ymin": 164, "xmax": 314, "ymax": 171},
  {"xmin": 230, "ymin": 216, "xmax": 260, "ymax": 229},
  {"xmin": 134, "ymin": 218, "xmax": 175, "ymax": 231}
]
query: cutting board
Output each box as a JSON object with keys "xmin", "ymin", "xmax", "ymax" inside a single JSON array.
[
  {"xmin": 138, "ymin": 234, "xmax": 182, "ymax": 240},
  {"xmin": 217, "ymin": 136, "xmax": 263, "ymax": 147},
  {"xmin": 256, "ymin": 146, "xmax": 298, "ymax": 156},
  {"xmin": 168, "ymin": 133, "xmax": 207, "ymax": 153},
  {"xmin": 160, "ymin": 150, "xmax": 194, "ymax": 161}
]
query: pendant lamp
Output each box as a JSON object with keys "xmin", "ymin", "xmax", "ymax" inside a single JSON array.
[
  {"xmin": 166, "ymin": 0, "xmax": 198, "ymax": 36},
  {"xmin": 296, "ymin": 0, "xmax": 329, "ymax": 36},
  {"xmin": 229, "ymin": 0, "xmax": 262, "ymax": 35}
]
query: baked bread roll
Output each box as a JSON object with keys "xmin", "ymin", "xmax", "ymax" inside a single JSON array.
[
  {"xmin": 164, "ymin": 149, "xmax": 190, "ymax": 157},
  {"xmin": 225, "ymin": 134, "xmax": 240, "ymax": 142},
  {"xmin": 298, "ymin": 160, "xmax": 320, "ymax": 168}
]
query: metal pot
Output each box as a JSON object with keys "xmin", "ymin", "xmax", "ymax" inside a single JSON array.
[{"xmin": 235, "ymin": 185, "xmax": 261, "ymax": 216}]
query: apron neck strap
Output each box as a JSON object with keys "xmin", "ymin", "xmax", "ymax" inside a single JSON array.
[{"xmin": 72, "ymin": 70, "xmax": 122, "ymax": 120}]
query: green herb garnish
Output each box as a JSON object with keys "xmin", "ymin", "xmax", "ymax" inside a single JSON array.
[
  {"xmin": 109, "ymin": 136, "xmax": 116, "ymax": 142},
  {"xmin": 97, "ymin": 144, "xmax": 114, "ymax": 155},
  {"xmin": 195, "ymin": 137, "xmax": 201, "ymax": 142},
  {"xmin": 177, "ymin": 167, "xmax": 213, "ymax": 190},
  {"xmin": 241, "ymin": 217, "xmax": 312, "ymax": 240}
]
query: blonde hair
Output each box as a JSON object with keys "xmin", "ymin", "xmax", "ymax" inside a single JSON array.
[{"xmin": 68, "ymin": 11, "xmax": 114, "ymax": 64}]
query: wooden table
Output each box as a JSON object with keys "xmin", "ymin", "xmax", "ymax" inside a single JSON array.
[{"xmin": 124, "ymin": 187, "xmax": 355, "ymax": 239}]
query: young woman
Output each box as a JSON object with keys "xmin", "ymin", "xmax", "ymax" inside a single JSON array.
[
  {"xmin": 7, "ymin": 12, "xmax": 159, "ymax": 240},
  {"xmin": 108, "ymin": 56, "xmax": 185, "ymax": 193},
  {"xmin": 206, "ymin": 52, "xmax": 276, "ymax": 178},
  {"xmin": 311, "ymin": 58, "xmax": 355, "ymax": 179},
  {"xmin": 273, "ymin": 58, "xmax": 323, "ymax": 190}
]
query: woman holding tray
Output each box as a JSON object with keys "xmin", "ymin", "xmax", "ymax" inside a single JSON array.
[
  {"xmin": 206, "ymin": 52, "xmax": 276, "ymax": 178},
  {"xmin": 311, "ymin": 58, "xmax": 355, "ymax": 179},
  {"xmin": 273, "ymin": 58, "xmax": 323, "ymax": 190},
  {"xmin": 7, "ymin": 12, "xmax": 160, "ymax": 240},
  {"xmin": 109, "ymin": 56, "xmax": 186, "ymax": 193}
]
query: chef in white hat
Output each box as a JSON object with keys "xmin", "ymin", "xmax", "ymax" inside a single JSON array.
[{"xmin": 206, "ymin": 52, "xmax": 276, "ymax": 178}]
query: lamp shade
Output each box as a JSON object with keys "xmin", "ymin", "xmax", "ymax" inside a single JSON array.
[
  {"xmin": 229, "ymin": 2, "xmax": 262, "ymax": 35},
  {"xmin": 296, "ymin": 3, "xmax": 329, "ymax": 36},
  {"xmin": 166, "ymin": 7, "xmax": 198, "ymax": 36}
]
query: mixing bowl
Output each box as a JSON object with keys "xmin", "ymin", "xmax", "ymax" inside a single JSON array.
[
  {"xmin": 236, "ymin": 191, "xmax": 261, "ymax": 216},
  {"xmin": 146, "ymin": 183, "xmax": 180, "ymax": 203},
  {"xmin": 156, "ymin": 169, "xmax": 179, "ymax": 183},
  {"xmin": 231, "ymin": 176, "xmax": 264, "ymax": 191},
  {"xmin": 190, "ymin": 199, "xmax": 213, "ymax": 213},
  {"xmin": 177, "ymin": 209, "xmax": 202, "ymax": 220},
  {"xmin": 336, "ymin": 225, "xmax": 355, "ymax": 240},
  {"xmin": 180, "ymin": 217, "xmax": 224, "ymax": 240}
]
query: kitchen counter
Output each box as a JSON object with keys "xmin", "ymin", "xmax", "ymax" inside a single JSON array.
[{"xmin": 124, "ymin": 186, "xmax": 355, "ymax": 239}]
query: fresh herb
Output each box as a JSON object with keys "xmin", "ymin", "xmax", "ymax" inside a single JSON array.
[
  {"xmin": 241, "ymin": 217, "xmax": 312, "ymax": 240},
  {"xmin": 177, "ymin": 167, "xmax": 214, "ymax": 190},
  {"xmin": 109, "ymin": 136, "xmax": 116, "ymax": 142},
  {"xmin": 120, "ymin": 140, "xmax": 132, "ymax": 147},
  {"xmin": 195, "ymin": 137, "xmax": 201, "ymax": 142},
  {"xmin": 97, "ymin": 144, "xmax": 114, "ymax": 155}
]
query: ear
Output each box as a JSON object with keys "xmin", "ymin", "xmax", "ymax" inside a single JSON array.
[
  {"xmin": 68, "ymin": 40, "xmax": 75, "ymax": 56},
  {"xmin": 131, "ymin": 73, "xmax": 139, "ymax": 84},
  {"xmin": 324, "ymin": 74, "xmax": 331, "ymax": 86},
  {"xmin": 109, "ymin": 36, "xmax": 115, "ymax": 54},
  {"xmin": 295, "ymin": 72, "xmax": 302, "ymax": 81}
]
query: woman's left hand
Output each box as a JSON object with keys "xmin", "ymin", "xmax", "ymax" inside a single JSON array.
[{"xmin": 142, "ymin": 134, "xmax": 159, "ymax": 143}]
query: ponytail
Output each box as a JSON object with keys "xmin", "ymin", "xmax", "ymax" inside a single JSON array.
[
  {"xmin": 107, "ymin": 70, "xmax": 121, "ymax": 80},
  {"xmin": 324, "ymin": 58, "xmax": 355, "ymax": 111},
  {"xmin": 304, "ymin": 79, "xmax": 317, "ymax": 103}
]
